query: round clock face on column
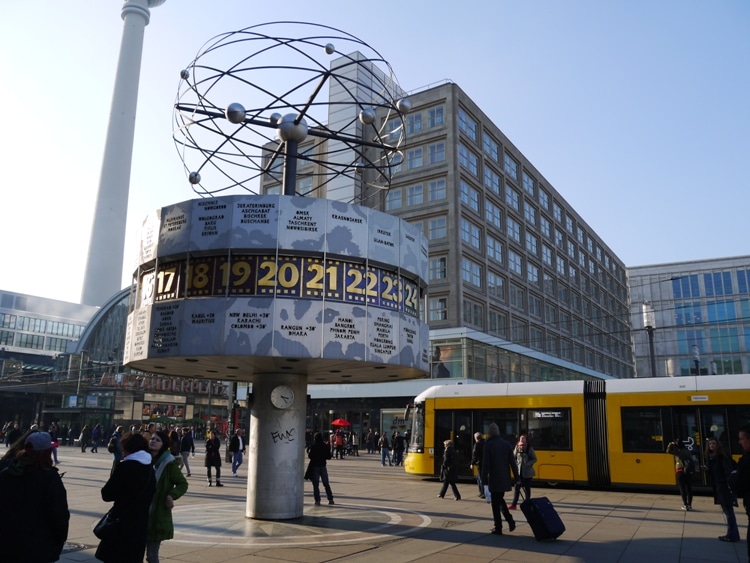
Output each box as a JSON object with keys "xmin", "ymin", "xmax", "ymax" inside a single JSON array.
[{"xmin": 270, "ymin": 385, "xmax": 295, "ymax": 409}]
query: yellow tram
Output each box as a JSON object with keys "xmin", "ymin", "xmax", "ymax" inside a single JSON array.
[{"xmin": 404, "ymin": 375, "xmax": 750, "ymax": 489}]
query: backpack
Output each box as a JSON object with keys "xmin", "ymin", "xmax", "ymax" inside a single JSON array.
[{"xmin": 107, "ymin": 436, "xmax": 117, "ymax": 454}]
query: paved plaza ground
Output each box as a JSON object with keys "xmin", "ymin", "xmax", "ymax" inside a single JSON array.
[{"xmin": 47, "ymin": 445, "xmax": 748, "ymax": 562}]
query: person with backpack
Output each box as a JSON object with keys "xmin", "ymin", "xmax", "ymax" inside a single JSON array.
[
  {"xmin": 703, "ymin": 437, "xmax": 739, "ymax": 542},
  {"xmin": 378, "ymin": 433, "xmax": 392, "ymax": 467},
  {"xmin": 666, "ymin": 437, "xmax": 695, "ymax": 510}
]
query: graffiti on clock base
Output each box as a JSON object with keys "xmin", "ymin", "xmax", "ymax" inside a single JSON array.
[{"xmin": 271, "ymin": 428, "xmax": 295, "ymax": 444}]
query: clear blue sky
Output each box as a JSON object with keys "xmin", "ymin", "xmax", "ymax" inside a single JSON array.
[{"xmin": 1, "ymin": 0, "xmax": 748, "ymax": 304}]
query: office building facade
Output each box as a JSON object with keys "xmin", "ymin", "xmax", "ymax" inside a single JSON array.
[
  {"xmin": 629, "ymin": 256, "xmax": 750, "ymax": 377},
  {"xmin": 263, "ymin": 77, "xmax": 634, "ymax": 380}
]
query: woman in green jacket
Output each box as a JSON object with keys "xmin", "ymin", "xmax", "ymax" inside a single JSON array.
[{"xmin": 146, "ymin": 430, "xmax": 188, "ymax": 563}]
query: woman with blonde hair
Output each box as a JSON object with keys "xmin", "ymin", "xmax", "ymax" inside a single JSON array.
[{"xmin": 437, "ymin": 439, "xmax": 461, "ymax": 500}]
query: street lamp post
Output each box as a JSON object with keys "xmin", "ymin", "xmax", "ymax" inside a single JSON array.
[{"xmin": 642, "ymin": 301, "xmax": 657, "ymax": 377}]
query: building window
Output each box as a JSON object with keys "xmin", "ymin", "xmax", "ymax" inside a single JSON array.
[
  {"xmin": 544, "ymin": 273, "xmax": 555, "ymax": 296},
  {"xmin": 429, "ymin": 298, "xmax": 447, "ymax": 321},
  {"xmin": 489, "ymin": 310, "xmax": 507, "ymax": 336},
  {"xmin": 530, "ymin": 326, "xmax": 544, "ymax": 351},
  {"xmin": 488, "ymin": 271, "xmax": 505, "ymax": 300},
  {"xmin": 506, "ymin": 217, "xmax": 521, "ymax": 243},
  {"xmin": 407, "ymin": 184, "xmax": 423, "ymax": 206},
  {"xmin": 385, "ymin": 188, "xmax": 402, "ymax": 210},
  {"xmin": 705, "ymin": 272, "xmax": 734, "ymax": 296},
  {"xmin": 428, "ymin": 142, "xmax": 445, "ymax": 164},
  {"xmin": 483, "ymin": 133, "xmax": 499, "ymax": 162},
  {"xmin": 546, "ymin": 334, "xmax": 558, "ymax": 355},
  {"xmin": 510, "ymin": 283, "xmax": 525, "ymax": 310},
  {"xmin": 484, "ymin": 168, "xmax": 501, "ymax": 195},
  {"xmin": 429, "ymin": 257, "xmax": 447, "ymax": 280},
  {"xmin": 556, "ymin": 256, "xmax": 566, "ymax": 276},
  {"xmin": 407, "ymin": 113, "xmax": 422, "ymax": 134},
  {"xmin": 528, "ymin": 294, "xmax": 542, "ymax": 318},
  {"xmin": 567, "ymin": 240, "xmax": 576, "ymax": 259},
  {"xmin": 460, "ymin": 219, "xmax": 482, "ymax": 250},
  {"xmin": 504, "ymin": 153, "xmax": 518, "ymax": 180},
  {"xmin": 542, "ymin": 244, "xmax": 553, "ymax": 266},
  {"xmin": 566, "ymin": 214, "xmax": 574, "ymax": 234},
  {"xmin": 522, "ymin": 171, "xmax": 535, "ymax": 197},
  {"xmin": 540, "ymin": 216, "xmax": 551, "ymax": 239},
  {"xmin": 485, "ymin": 200, "xmax": 502, "ymax": 229},
  {"xmin": 505, "ymin": 186, "xmax": 520, "ymax": 211},
  {"xmin": 459, "ymin": 144, "xmax": 479, "ymax": 176},
  {"xmin": 385, "ymin": 118, "xmax": 401, "ymax": 140},
  {"xmin": 458, "ymin": 107, "xmax": 477, "ymax": 141},
  {"xmin": 0, "ymin": 330, "xmax": 15, "ymax": 346},
  {"xmin": 553, "ymin": 202, "xmax": 562, "ymax": 222},
  {"xmin": 487, "ymin": 236, "xmax": 503, "ymax": 263},
  {"xmin": 525, "ymin": 232, "xmax": 538, "ymax": 255},
  {"xmin": 527, "ymin": 263, "xmax": 540, "ymax": 287},
  {"xmin": 508, "ymin": 249, "xmax": 522, "ymax": 276},
  {"xmin": 510, "ymin": 318, "xmax": 527, "ymax": 344},
  {"xmin": 577, "ymin": 226, "xmax": 585, "ymax": 244},
  {"xmin": 538, "ymin": 188, "xmax": 549, "ymax": 210},
  {"xmin": 428, "ymin": 106, "xmax": 444, "ymax": 127},
  {"xmin": 545, "ymin": 303, "xmax": 557, "ymax": 324},
  {"xmin": 463, "ymin": 300, "xmax": 484, "ymax": 328},
  {"xmin": 407, "ymin": 148, "xmax": 423, "ymax": 169},
  {"xmin": 524, "ymin": 201, "xmax": 537, "ymax": 225},
  {"xmin": 297, "ymin": 176, "xmax": 313, "ymax": 195},
  {"xmin": 555, "ymin": 229, "xmax": 565, "ymax": 250},
  {"xmin": 673, "ymin": 274, "xmax": 700, "ymax": 299},
  {"xmin": 428, "ymin": 179, "xmax": 446, "ymax": 201},
  {"xmin": 428, "ymin": 216, "xmax": 446, "ymax": 239},
  {"xmin": 460, "ymin": 181, "xmax": 480, "ymax": 213},
  {"xmin": 461, "ymin": 258, "xmax": 482, "ymax": 287}
]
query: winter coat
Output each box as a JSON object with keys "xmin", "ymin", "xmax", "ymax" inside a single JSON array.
[
  {"xmin": 204, "ymin": 437, "xmax": 222, "ymax": 468},
  {"xmin": 179, "ymin": 434, "xmax": 195, "ymax": 454},
  {"xmin": 308, "ymin": 441, "xmax": 331, "ymax": 467},
  {"xmin": 95, "ymin": 451, "xmax": 156, "ymax": 563},
  {"xmin": 734, "ymin": 451, "xmax": 750, "ymax": 509},
  {"xmin": 147, "ymin": 452, "xmax": 188, "ymax": 542},
  {"xmin": 513, "ymin": 445, "xmax": 537, "ymax": 479},
  {"xmin": 440, "ymin": 445, "xmax": 458, "ymax": 481},
  {"xmin": 471, "ymin": 438, "xmax": 485, "ymax": 467},
  {"xmin": 706, "ymin": 452, "xmax": 736, "ymax": 507},
  {"xmin": 482, "ymin": 435, "xmax": 518, "ymax": 493},
  {"xmin": 0, "ymin": 459, "xmax": 69, "ymax": 563}
]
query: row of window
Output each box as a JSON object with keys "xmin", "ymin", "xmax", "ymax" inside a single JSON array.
[
  {"xmin": 0, "ymin": 330, "xmax": 70, "ymax": 352},
  {"xmin": 672, "ymin": 271, "xmax": 750, "ymax": 299},
  {"xmin": 0, "ymin": 313, "xmax": 85, "ymax": 338},
  {"xmin": 456, "ymin": 107, "xmax": 619, "ymax": 280}
]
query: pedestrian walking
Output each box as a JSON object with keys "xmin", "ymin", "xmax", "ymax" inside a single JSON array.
[
  {"xmin": 482, "ymin": 423, "xmax": 518, "ymax": 535},
  {"xmin": 205, "ymin": 430, "xmax": 223, "ymax": 487},
  {"xmin": 229, "ymin": 428, "xmax": 246, "ymax": 477},
  {"xmin": 437, "ymin": 439, "xmax": 461, "ymax": 500}
]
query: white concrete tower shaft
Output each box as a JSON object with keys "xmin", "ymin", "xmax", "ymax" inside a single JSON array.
[{"xmin": 80, "ymin": 0, "xmax": 165, "ymax": 306}]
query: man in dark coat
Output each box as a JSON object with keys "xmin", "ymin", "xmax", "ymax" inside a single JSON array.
[
  {"xmin": 471, "ymin": 432, "xmax": 486, "ymax": 498},
  {"xmin": 0, "ymin": 431, "xmax": 69, "ymax": 563},
  {"xmin": 734, "ymin": 424, "xmax": 750, "ymax": 562},
  {"xmin": 229, "ymin": 428, "xmax": 246, "ymax": 477},
  {"xmin": 482, "ymin": 423, "xmax": 519, "ymax": 535}
]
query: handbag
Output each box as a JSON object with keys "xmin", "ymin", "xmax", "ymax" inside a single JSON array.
[
  {"xmin": 93, "ymin": 468, "xmax": 152, "ymax": 541},
  {"xmin": 93, "ymin": 510, "xmax": 120, "ymax": 540}
]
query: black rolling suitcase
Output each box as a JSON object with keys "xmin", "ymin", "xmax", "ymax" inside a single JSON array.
[{"xmin": 519, "ymin": 491, "xmax": 565, "ymax": 541}]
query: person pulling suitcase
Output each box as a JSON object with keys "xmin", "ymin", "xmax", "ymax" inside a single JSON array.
[{"xmin": 481, "ymin": 423, "xmax": 519, "ymax": 535}]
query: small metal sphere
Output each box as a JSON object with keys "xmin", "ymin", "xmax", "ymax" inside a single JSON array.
[
  {"xmin": 180, "ymin": 69, "xmax": 189, "ymax": 80},
  {"xmin": 325, "ymin": 43, "xmax": 336, "ymax": 55},
  {"xmin": 397, "ymin": 98, "xmax": 411, "ymax": 113},
  {"xmin": 188, "ymin": 171, "xmax": 201, "ymax": 184},
  {"xmin": 276, "ymin": 113, "xmax": 308, "ymax": 143},
  {"xmin": 359, "ymin": 108, "xmax": 376, "ymax": 125},
  {"xmin": 269, "ymin": 112, "xmax": 282, "ymax": 126},
  {"xmin": 354, "ymin": 162, "xmax": 365, "ymax": 174},
  {"xmin": 225, "ymin": 102, "xmax": 247, "ymax": 124}
]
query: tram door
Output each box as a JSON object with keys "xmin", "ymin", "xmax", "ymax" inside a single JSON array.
[
  {"xmin": 672, "ymin": 407, "xmax": 729, "ymax": 486},
  {"xmin": 434, "ymin": 410, "xmax": 474, "ymax": 479}
]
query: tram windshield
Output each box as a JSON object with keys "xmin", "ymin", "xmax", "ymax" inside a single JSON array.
[{"xmin": 407, "ymin": 402, "xmax": 424, "ymax": 453}]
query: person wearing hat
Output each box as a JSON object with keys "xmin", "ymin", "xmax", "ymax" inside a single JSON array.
[{"xmin": 0, "ymin": 431, "xmax": 70, "ymax": 562}]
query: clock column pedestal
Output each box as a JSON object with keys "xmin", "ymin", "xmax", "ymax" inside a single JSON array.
[{"xmin": 246, "ymin": 374, "xmax": 307, "ymax": 519}]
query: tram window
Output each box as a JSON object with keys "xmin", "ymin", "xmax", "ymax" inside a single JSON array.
[
  {"xmin": 621, "ymin": 407, "xmax": 665, "ymax": 452},
  {"xmin": 409, "ymin": 404, "xmax": 425, "ymax": 453},
  {"xmin": 525, "ymin": 408, "xmax": 571, "ymax": 450},
  {"xmin": 727, "ymin": 405, "xmax": 750, "ymax": 457},
  {"xmin": 479, "ymin": 410, "xmax": 520, "ymax": 443}
]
